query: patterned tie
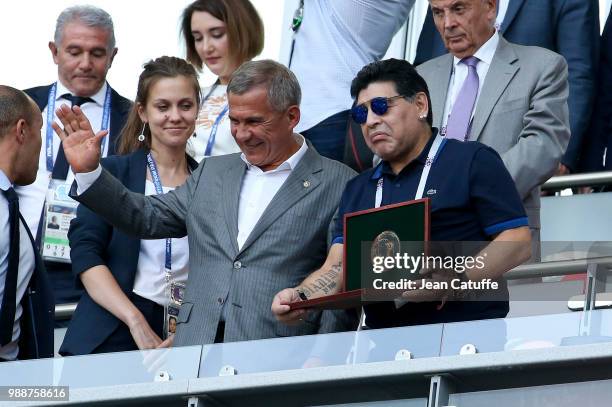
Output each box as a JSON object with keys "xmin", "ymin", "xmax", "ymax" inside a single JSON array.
[
  {"xmin": 445, "ymin": 56, "xmax": 480, "ymax": 141},
  {"xmin": 0, "ymin": 187, "xmax": 20, "ymax": 346}
]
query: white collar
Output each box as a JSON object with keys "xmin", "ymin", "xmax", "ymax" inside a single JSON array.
[
  {"xmin": 240, "ymin": 134, "xmax": 308, "ymax": 173},
  {"xmin": 0, "ymin": 169, "xmax": 12, "ymax": 191},
  {"xmin": 55, "ymin": 80, "xmax": 109, "ymax": 106},
  {"xmin": 452, "ymin": 30, "xmax": 499, "ymax": 67}
]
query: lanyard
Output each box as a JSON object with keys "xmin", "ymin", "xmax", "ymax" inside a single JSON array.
[
  {"xmin": 45, "ymin": 83, "xmax": 111, "ymax": 173},
  {"xmin": 204, "ymin": 103, "xmax": 229, "ymax": 157},
  {"xmin": 146, "ymin": 153, "xmax": 172, "ymax": 271},
  {"xmin": 374, "ymin": 134, "xmax": 445, "ymax": 208},
  {"xmin": 202, "ymin": 81, "xmax": 219, "ymax": 104},
  {"xmin": 288, "ymin": 0, "xmax": 305, "ymax": 68}
]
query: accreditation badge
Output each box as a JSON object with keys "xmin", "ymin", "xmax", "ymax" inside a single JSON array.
[
  {"xmin": 41, "ymin": 180, "xmax": 77, "ymax": 263},
  {"xmin": 164, "ymin": 281, "xmax": 185, "ymax": 339}
]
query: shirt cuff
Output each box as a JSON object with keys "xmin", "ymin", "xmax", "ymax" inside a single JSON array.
[
  {"xmin": 331, "ymin": 236, "xmax": 344, "ymax": 245},
  {"xmin": 75, "ymin": 165, "xmax": 102, "ymax": 195},
  {"xmin": 484, "ymin": 217, "xmax": 529, "ymax": 236}
]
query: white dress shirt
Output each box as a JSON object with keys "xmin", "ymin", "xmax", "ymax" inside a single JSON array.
[
  {"xmin": 16, "ymin": 80, "xmax": 111, "ymax": 238},
  {"xmin": 441, "ymin": 31, "xmax": 500, "ymax": 132},
  {"xmin": 0, "ymin": 170, "xmax": 35, "ymax": 361},
  {"xmin": 496, "ymin": 0, "xmax": 510, "ymax": 31},
  {"xmin": 132, "ymin": 181, "xmax": 190, "ymax": 306},
  {"xmin": 236, "ymin": 135, "xmax": 308, "ymax": 249}
]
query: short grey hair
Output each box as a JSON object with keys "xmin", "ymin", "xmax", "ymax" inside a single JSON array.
[
  {"xmin": 54, "ymin": 5, "xmax": 116, "ymax": 50},
  {"xmin": 227, "ymin": 60, "xmax": 301, "ymax": 112}
]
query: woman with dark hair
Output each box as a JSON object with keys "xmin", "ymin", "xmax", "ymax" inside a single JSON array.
[
  {"xmin": 181, "ymin": 0, "xmax": 264, "ymax": 161},
  {"xmin": 59, "ymin": 56, "xmax": 200, "ymax": 355}
]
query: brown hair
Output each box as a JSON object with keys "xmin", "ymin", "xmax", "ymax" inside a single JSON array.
[
  {"xmin": 117, "ymin": 56, "xmax": 201, "ymax": 154},
  {"xmin": 180, "ymin": 0, "xmax": 264, "ymax": 71}
]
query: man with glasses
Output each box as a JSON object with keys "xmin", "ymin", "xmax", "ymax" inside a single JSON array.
[{"xmin": 272, "ymin": 59, "xmax": 531, "ymax": 329}]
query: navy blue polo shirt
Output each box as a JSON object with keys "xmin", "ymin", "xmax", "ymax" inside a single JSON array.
[{"xmin": 333, "ymin": 130, "xmax": 528, "ymax": 328}]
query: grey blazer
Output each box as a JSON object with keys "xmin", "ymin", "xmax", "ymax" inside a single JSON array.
[
  {"xmin": 71, "ymin": 143, "xmax": 358, "ymax": 345},
  {"xmin": 417, "ymin": 37, "xmax": 570, "ymax": 238}
]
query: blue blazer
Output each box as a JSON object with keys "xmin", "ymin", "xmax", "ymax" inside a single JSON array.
[
  {"xmin": 580, "ymin": 12, "xmax": 612, "ymax": 172},
  {"xmin": 414, "ymin": 0, "xmax": 600, "ymax": 170},
  {"xmin": 24, "ymin": 83, "xmax": 132, "ymax": 305},
  {"xmin": 59, "ymin": 149, "xmax": 197, "ymax": 356},
  {"xmin": 24, "ymin": 83, "xmax": 132, "ymax": 158}
]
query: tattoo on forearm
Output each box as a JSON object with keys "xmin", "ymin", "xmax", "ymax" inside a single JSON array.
[{"xmin": 302, "ymin": 261, "xmax": 342, "ymax": 297}]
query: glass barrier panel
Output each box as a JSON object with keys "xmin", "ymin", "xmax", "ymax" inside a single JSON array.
[
  {"xmin": 56, "ymin": 345, "xmax": 202, "ymax": 388},
  {"xmin": 0, "ymin": 357, "xmax": 57, "ymax": 386},
  {"xmin": 316, "ymin": 398, "xmax": 427, "ymax": 407},
  {"xmin": 198, "ymin": 324, "xmax": 443, "ymax": 377},
  {"xmin": 440, "ymin": 309, "xmax": 612, "ymax": 356}
]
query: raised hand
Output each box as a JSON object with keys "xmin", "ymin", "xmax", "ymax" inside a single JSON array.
[{"xmin": 51, "ymin": 104, "xmax": 108, "ymax": 173}]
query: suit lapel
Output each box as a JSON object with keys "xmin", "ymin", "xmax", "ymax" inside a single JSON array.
[
  {"xmin": 431, "ymin": 55, "xmax": 454, "ymax": 128},
  {"xmin": 222, "ymin": 157, "xmax": 247, "ymax": 256},
  {"xmin": 108, "ymin": 87, "xmax": 131, "ymax": 155},
  {"xmin": 127, "ymin": 149, "xmax": 147, "ymax": 194},
  {"xmin": 500, "ymin": 0, "xmax": 526, "ymax": 33},
  {"xmin": 469, "ymin": 38, "xmax": 519, "ymax": 141},
  {"xmin": 24, "ymin": 84, "xmax": 52, "ymax": 111},
  {"xmin": 237, "ymin": 145, "xmax": 322, "ymax": 256}
]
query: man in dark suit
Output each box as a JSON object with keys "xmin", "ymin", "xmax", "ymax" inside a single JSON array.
[
  {"xmin": 415, "ymin": 0, "xmax": 599, "ymax": 174},
  {"xmin": 580, "ymin": 11, "xmax": 612, "ymax": 175},
  {"xmin": 0, "ymin": 86, "xmax": 54, "ymax": 361},
  {"xmin": 18, "ymin": 5, "xmax": 131, "ymax": 310}
]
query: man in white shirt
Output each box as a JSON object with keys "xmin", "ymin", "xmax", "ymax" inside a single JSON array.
[
  {"xmin": 51, "ymin": 60, "xmax": 358, "ymax": 346},
  {"xmin": 416, "ymin": 0, "xmax": 570, "ymax": 245},
  {"xmin": 0, "ymin": 85, "xmax": 54, "ymax": 361},
  {"xmin": 20, "ymin": 5, "xmax": 131, "ymax": 309}
]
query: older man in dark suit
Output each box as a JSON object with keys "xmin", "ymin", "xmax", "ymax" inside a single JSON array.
[{"xmin": 19, "ymin": 5, "xmax": 131, "ymax": 309}]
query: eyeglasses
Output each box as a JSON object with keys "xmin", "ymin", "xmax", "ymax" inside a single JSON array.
[{"xmin": 351, "ymin": 95, "xmax": 408, "ymax": 124}]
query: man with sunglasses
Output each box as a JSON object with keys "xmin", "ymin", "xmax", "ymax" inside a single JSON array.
[
  {"xmin": 272, "ymin": 59, "xmax": 531, "ymax": 329},
  {"xmin": 416, "ymin": 0, "xmax": 570, "ymax": 246}
]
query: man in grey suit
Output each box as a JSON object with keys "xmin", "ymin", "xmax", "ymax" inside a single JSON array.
[
  {"xmin": 51, "ymin": 60, "xmax": 358, "ymax": 346},
  {"xmin": 416, "ymin": 0, "xmax": 570, "ymax": 243}
]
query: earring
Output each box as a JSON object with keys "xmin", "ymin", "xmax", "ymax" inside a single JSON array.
[
  {"xmin": 138, "ymin": 122, "xmax": 146, "ymax": 142},
  {"xmin": 418, "ymin": 113, "xmax": 427, "ymax": 121}
]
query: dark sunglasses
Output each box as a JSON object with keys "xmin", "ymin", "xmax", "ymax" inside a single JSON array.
[{"xmin": 351, "ymin": 95, "xmax": 407, "ymax": 124}]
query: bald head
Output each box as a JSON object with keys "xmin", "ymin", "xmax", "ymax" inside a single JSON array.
[
  {"xmin": 0, "ymin": 85, "xmax": 42, "ymax": 185},
  {"xmin": 0, "ymin": 85, "xmax": 38, "ymax": 138}
]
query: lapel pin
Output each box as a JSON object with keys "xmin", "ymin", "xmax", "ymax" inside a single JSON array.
[{"xmin": 303, "ymin": 180, "xmax": 311, "ymax": 188}]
